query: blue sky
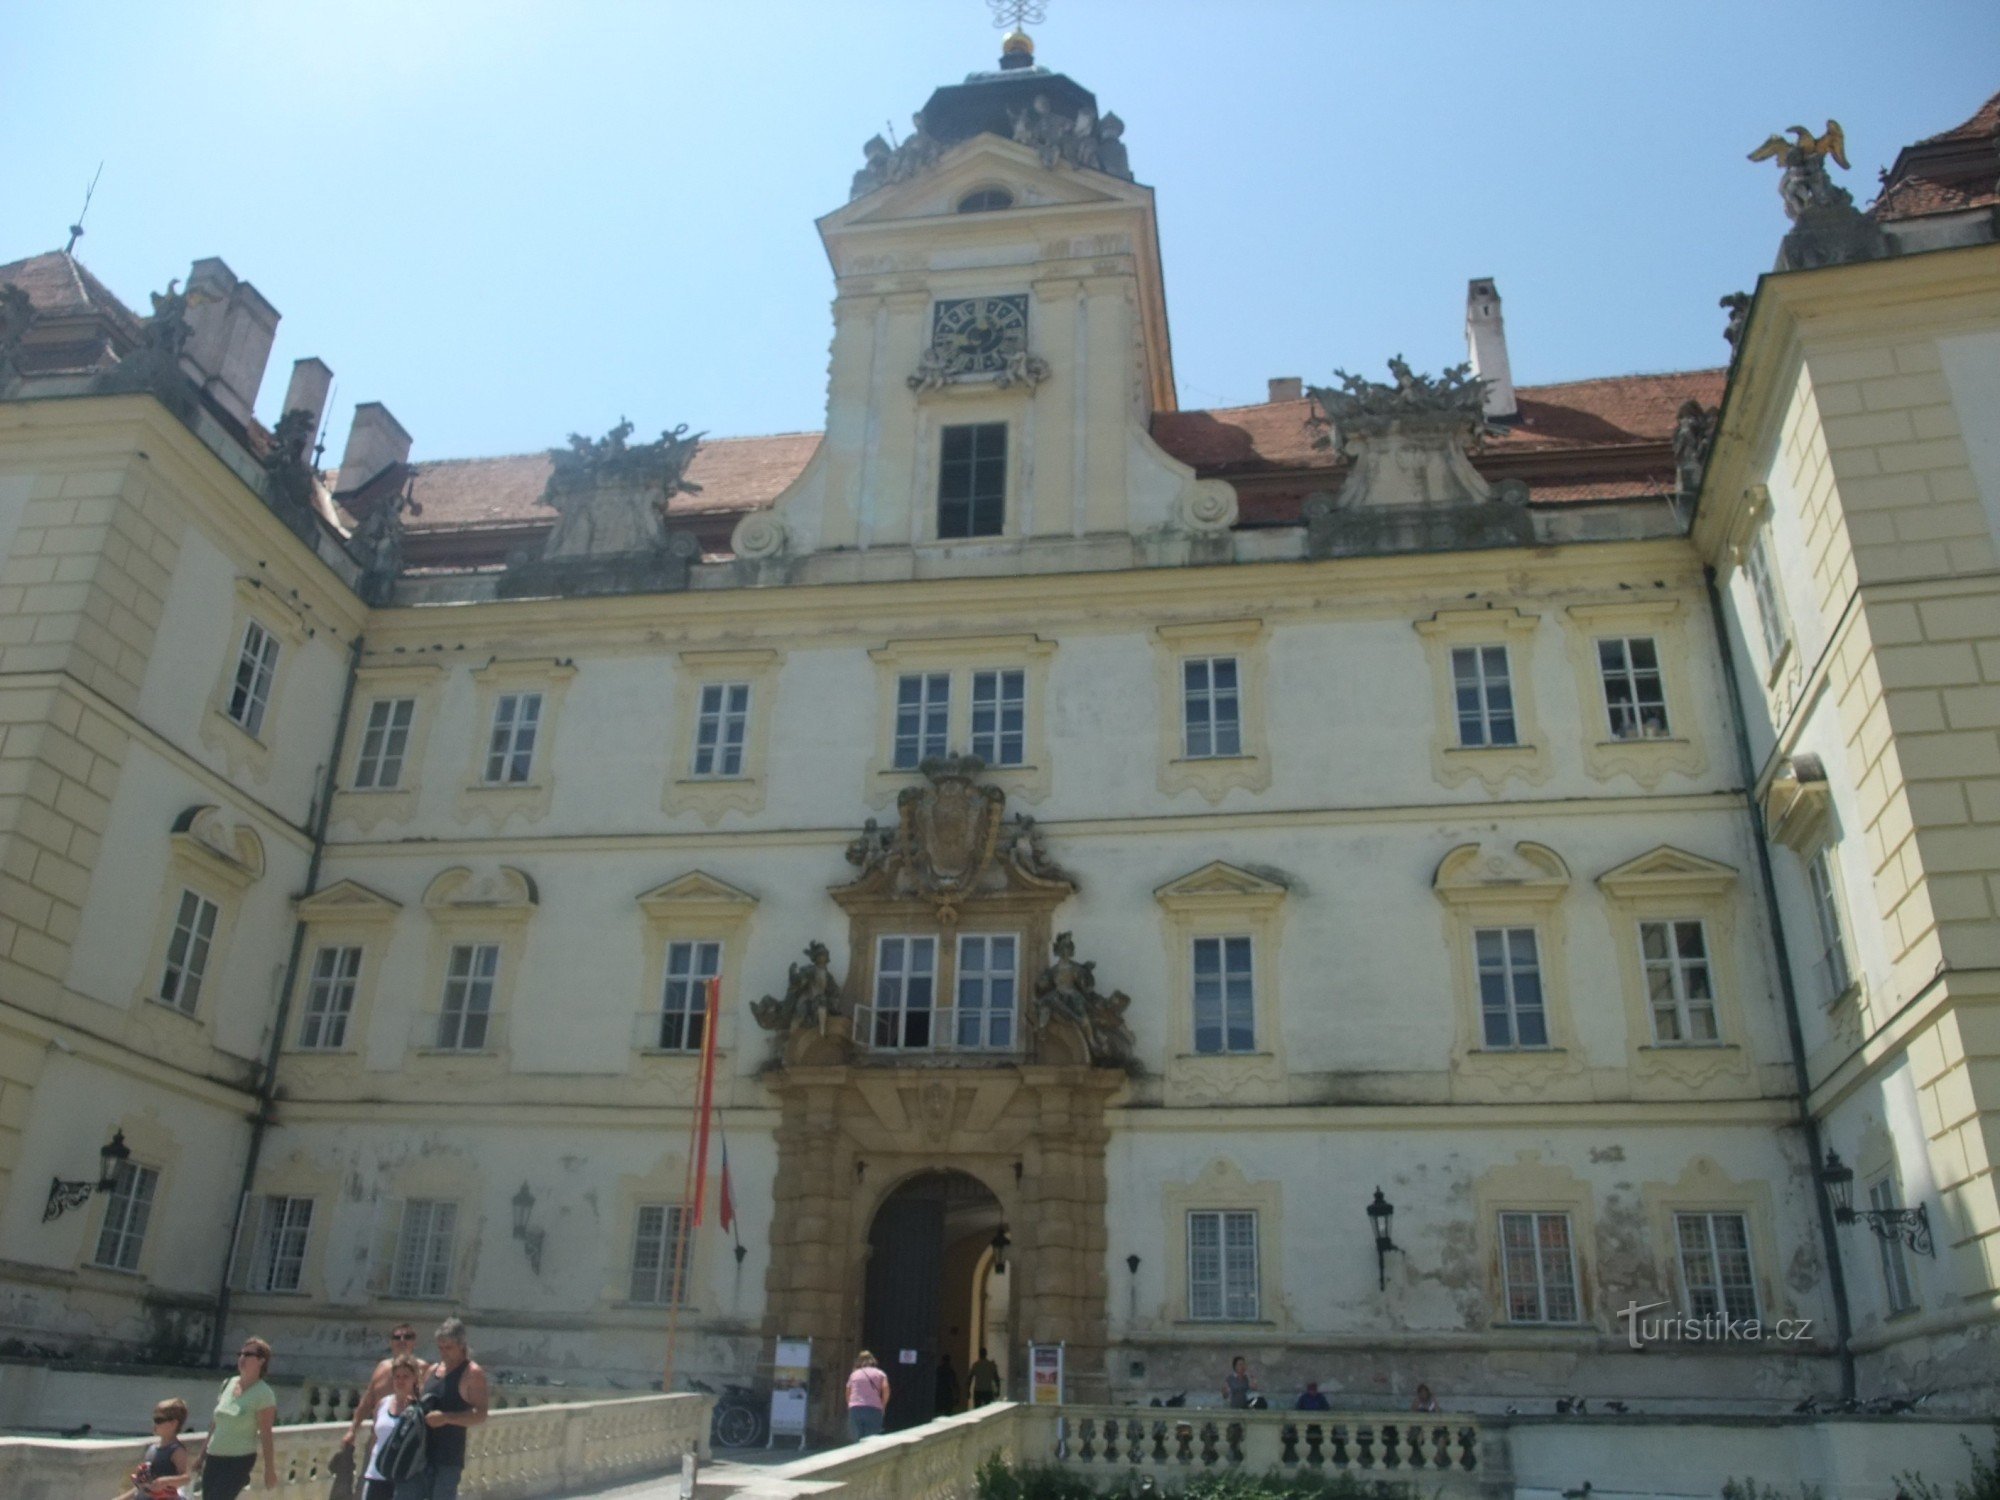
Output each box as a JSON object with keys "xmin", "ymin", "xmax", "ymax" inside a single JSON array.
[{"xmin": 3, "ymin": 2, "xmax": 1993, "ymax": 461}]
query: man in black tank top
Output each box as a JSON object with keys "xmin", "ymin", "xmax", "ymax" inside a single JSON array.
[{"xmin": 415, "ymin": 1317, "xmax": 489, "ymax": 1500}]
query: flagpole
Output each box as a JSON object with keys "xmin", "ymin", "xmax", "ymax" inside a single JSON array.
[{"xmin": 664, "ymin": 976, "xmax": 722, "ymax": 1394}]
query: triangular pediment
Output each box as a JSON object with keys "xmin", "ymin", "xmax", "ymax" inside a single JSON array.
[
  {"xmin": 635, "ymin": 870, "xmax": 759, "ymax": 914},
  {"xmin": 296, "ymin": 879, "xmax": 401, "ymax": 922},
  {"xmin": 829, "ymin": 135, "xmax": 1140, "ymax": 229},
  {"xmin": 1597, "ymin": 845, "xmax": 1737, "ymax": 898},
  {"xmin": 1154, "ymin": 860, "xmax": 1290, "ymax": 907}
]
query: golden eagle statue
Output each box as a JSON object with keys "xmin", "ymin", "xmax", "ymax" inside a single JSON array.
[{"xmin": 1748, "ymin": 120, "xmax": 1848, "ymax": 170}]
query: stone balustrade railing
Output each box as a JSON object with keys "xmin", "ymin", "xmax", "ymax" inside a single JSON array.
[
  {"xmin": 1041, "ymin": 1406, "xmax": 1510, "ymax": 1495},
  {"xmin": 719, "ymin": 1402, "xmax": 1026, "ymax": 1500},
  {"xmin": 0, "ymin": 1392, "xmax": 709, "ymax": 1500}
]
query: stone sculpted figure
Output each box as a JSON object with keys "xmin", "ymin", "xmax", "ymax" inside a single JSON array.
[
  {"xmin": 851, "ymin": 135, "xmax": 894, "ymax": 199},
  {"xmin": 1748, "ymin": 121, "xmax": 1851, "ymax": 220},
  {"xmin": 751, "ymin": 941, "xmax": 845, "ymax": 1034},
  {"xmin": 1095, "ymin": 113, "xmax": 1131, "ymax": 180},
  {"xmin": 1032, "ymin": 931, "xmax": 1133, "ymax": 1067},
  {"xmin": 1672, "ymin": 400, "xmax": 1718, "ymax": 501},
  {"xmin": 1720, "ymin": 292, "xmax": 1752, "ymax": 350},
  {"xmin": 845, "ymin": 817, "xmax": 895, "ymax": 875},
  {"xmin": 352, "ymin": 476, "xmax": 421, "ymax": 600},
  {"xmin": 1003, "ymin": 812, "xmax": 1067, "ymax": 882},
  {"xmin": 539, "ymin": 419, "xmax": 703, "ymax": 560},
  {"xmin": 886, "ymin": 112, "xmax": 943, "ymax": 185}
]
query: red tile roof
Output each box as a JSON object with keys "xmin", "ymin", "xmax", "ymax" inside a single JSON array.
[
  {"xmin": 1872, "ymin": 88, "xmax": 2000, "ymax": 222},
  {"xmin": 0, "ymin": 249, "xmax": 141, "ymax": 335}
]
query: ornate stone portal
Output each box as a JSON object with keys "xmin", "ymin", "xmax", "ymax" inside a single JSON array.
[{"xmin": 756, "ymin": 757, "xmax": 1125, "ymax": 1433}]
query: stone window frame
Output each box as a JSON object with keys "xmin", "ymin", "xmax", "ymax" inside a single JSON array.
[
  {"xmin": 1161, "ymin": 1159, "xmax": 1286, "ymax": 1331},
  {"xmin": 1155, "ymin": 862, "xmax": 1289, "ymax": 1106},
  {"xmin": 610, "ymin": 1154, "xmax": 710, "ymax": 1314},
  {"xmin": 1414, "ymin": 607, "xmax": 1550, "ymax": 793},
  {"xmin": 1642, "ymin": 1158, "xmax": 1789, "ymax": 1332},
  {"xmin": 133, "ymin": 807, "xmax": 265, "ymax": 1026},
  {"xmin": 664, "ymin": 648, "xmax": 782, "ymax": 823},
  {"xmin": 1722, "ymin": 485, "xmax": 1799, "ymax": 709},
  {"xmin": 908, "ymin": 397, "xmax": 1025, "ymax": 547},
  {"xmin": 1432, "ymin": 842, "xmax": 1586, "ymax": 1101},
  {"xmin": 200, "ymin": 578, "xmax": 310, "ymax": 783},
  {"xmin": 231, "ymin": 1146, "xmax": 342, "ymax": 1302},
  {"xmin": 1596, "ymin": 846, "xmax": 1754, "ymax": 1096},
  {"xmin": 367, "ymin": 1151, "xmax": 479, "ymax": 1305},
  {"xmin": 1472, "ymin": 1154, "xmax": 1598, "ymax": 1331},
  {"xmin": 284, "ymin": 879, "xmax": 402, "ymax": 1060},
  {"xmin": 866, "ymin": 635, "xmax": 1056, "ymax": 808},
  {"xmin": 1152, "ymin": 619, "xmax": 1271, "ymax": 803},
  {"xmin": 634, "ymin": 872, "xmax": 757, "ymax": 1078},
  {"xmin": 76, "ymin": 1114, "xmax": 180, "ymax": 1285},
  {"xmin": 408, "ymin": 867, "xmax": 536, "ymax": 1068},
  {"xmin": 1564, "ymin": 598, "xmax": 1708, "ymax": 788},
  {"xmin": 1760, "ymin": 757, "xmax": 1867, "ymax": 1020},
  {"xmin": 332, "ymin": 662, "xmax": 445, "ymax": 834},
  {"xmin": 456, "ymin": 658, "xmax": 575, "ymax": 831}
]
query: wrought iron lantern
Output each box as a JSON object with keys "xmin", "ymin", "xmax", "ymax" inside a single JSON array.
[
  {"xmin": 1366, "ymin": 1186, "xmax": 1399, "ymax": 1290},
  {"xmin": 989, "ymin": 1223, "xmax": 1011, "ymax": 1275},
  {"xmin": 42, "ymin": 1129, "xmax": 130, "ymax": 1223},
  {"xmin": 1818, "ymin": 1149, "xmax": 1933, "ymax": 1257},
  {"xmin": 511, "ymin": 1182, "xmax": 545, "ymax": 1274}
]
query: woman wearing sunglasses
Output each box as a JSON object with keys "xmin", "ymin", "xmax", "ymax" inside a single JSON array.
[{"xmin": 199, "ymin": 1338, "xmax": 277, "ymax": 1498}]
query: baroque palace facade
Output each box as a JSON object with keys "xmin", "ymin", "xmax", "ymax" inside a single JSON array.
[{"xmin": 1, "ymin": 42, "xmax": 1997, "ymax": 1431}]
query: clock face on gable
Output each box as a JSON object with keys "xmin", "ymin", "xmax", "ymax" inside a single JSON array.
[{"xmin": 931, "ymin": 295, "xmax": 1029, "ymax": 376}]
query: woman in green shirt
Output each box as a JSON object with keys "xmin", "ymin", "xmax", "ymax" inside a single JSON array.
[{"xmin": 200, "ymin": 1337, "xmax": 278, "ymax": 1498}]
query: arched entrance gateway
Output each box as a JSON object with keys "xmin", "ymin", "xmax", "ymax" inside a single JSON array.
[{"xmin": 752, "ymin": 756, "xmax": 1131, "ymax": 1439}]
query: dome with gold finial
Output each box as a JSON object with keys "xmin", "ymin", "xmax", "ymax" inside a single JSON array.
[{"xmin": 1001, "ymin": 28, "xmax": 1034, "ymax": 61}]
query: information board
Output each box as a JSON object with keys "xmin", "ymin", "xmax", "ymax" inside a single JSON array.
[
  {"xmin": 1028, "ymin": 1341, "xmax": 1065, "ymax": 1406},
  {"xmin": 769, "ymin": 1336, "xmax": 811, "ymax": 1448}
]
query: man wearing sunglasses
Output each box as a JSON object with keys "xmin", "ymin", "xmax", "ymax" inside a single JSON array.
[{"xmin": 343, "ymin": 1325, "xmax": 420, "ymax": 1452}]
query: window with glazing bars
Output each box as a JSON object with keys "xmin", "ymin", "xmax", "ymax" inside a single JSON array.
[
  {"xmin": 227, "ymin": 620, "xmax": 281, "ymax": 738},
  {"xmin": 483, "ymin": 692, "xmax": 542, "ymax": 784},
  {"xmin": 437, "ymin": 943, "xmax": 499, "ymax": 1051},
  {"xmin": 1870, "ymin": 1177, "xmax": 1916, "ymax": 1315},
  {"xmin": 631, "ymin": 1204, "xmax": 692, "ymax": 1305},
  {"xmin": 1806, "ymin": 851, "xmax": 1851, "ymax": 1002},
  {"xmin": 1191, "ymin": 935, "xmax": 1254, "ymax": 1054},
  {"xmin": 91, "ymin": 1161, "xmax": 159, "ymax": 1272},
  {"xmin": 971, "ymin": 669, "xmax": 1026, "ymax": 767},
  {"xmin": 894, "ymin": 673, "xmax": 951, "ymax": 769},
  {"xmin": 955, "ymin": 933, "xmax": 1017, "ymax": 1050},
  {"xmin": 938, "ymin": 423, "xmax": 1007, "ymax": 538},
  {"xmin": 298, "ymin": 945, "xmax": 362, "ymax": 1050},
  {"xmin": 354, "ymin": 698, "xmax": 415, "ymax": 789},
  {"xmin": 1451, "ymin": 645, "xmax": 1517, "ymax": 747},
  {"xmin": 1182, "ymin": 657, "xmax": 1242, "ymax": 758},
  {"xmin": 1675, "ymin": 1210, "xmax": 1757, "ymax": 1321},
  {"xmin": 1641, "ymin": 920, "xmax": 1718, "ymax": 1043},
  {"xmin": 1187, "ymin": 1209, "xmax": 1259, "ymax": 1321},
  {"xmin": 1598, "ymin": 637, "xmax": 1670, "ymax": 739},
  {"xmin": 1474, "ymin": 927, "xmax": 1546, "ymax": 1048},
  {"xmin": 391, "ymin": 1199, "xmax": 456, "ymax": 1299},
  {"xmin": 1744, "ymin": 533, "xmax": 1789, "ymax": 665},
  {"xmin": 1499, "ymin": 1210, "xmax": 1579, "ymax": 1323},
  {"xmin": 692, "ymin": 682, "xmax": 750, "ymax": 777},
  {"xmin": 872, "ymin": 935, "xmax": 937, "ymax": 1049},
  {"xmin": 159, "ymin": 890, "xmax": 219, "ymax": 1015},
  {"xmin": 248, "ymin": 1196, "xmax": 314, "ymax": 1293},
  {"xmin": 659, "ymin": 940, "xmax": 721, "ymax": 1052}
]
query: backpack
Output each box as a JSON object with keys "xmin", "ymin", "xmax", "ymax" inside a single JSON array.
[{"xmin": 376, "ymin": 1405, "xmax": 430, "ymax": 1482}]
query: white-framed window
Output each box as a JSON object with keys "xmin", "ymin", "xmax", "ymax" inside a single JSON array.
[
  {"xmin": 298, "ymin": 945, "xmax": 362, "ymax": 1050},
  {"xmin": 894, "ymin": 673, "xmax": 951, "ymax": 769},
  {"xmin": 90, "ymin": 1161, "xmax": 159, "ymax": 1273},
  {"xmin": 691, "ymin": 682, "xmax": 751, "ymax": 778},
  {"xmin": 1187, "ymin": 1209, "xmax": 1259, "ymax": 1321},
  {"xmin": 354, "ymin": 698, "xmax": 416, "ymax": 789},
  {"xmin": 954, "ymin": 933, "xmax": 1017, "ymax": 1050},
  {"xmin": 158, "ymin": 890, "xmax": 219, "ymax": 1016},
  {"xmin": 391, "ymin": 1199, "xmax": 456, "ymax": 1300},
  {"xmin": 226, "ymin": 620, "xmax": 281, "ymax": 738},
  {"xmin": 1181, "ymin": 656, "xmax": 1242, "ymax": 759},
  {"xmin": 1743, "ymin": 532, "xmax": 1789, "ymax": 666},
  {"xmin": 1474, "ymin": 927, "xmax": 1547, "ymax": 1049},
  {"xmin": 483, "ymin": 691, "xmax": 542, "ymax": 785},
  {"xmin": 1870, "ymin": 1177, "xmax": 1916, "ymax": 1315},
  {"xmin": 630, "ymin": 1203, "xmax": 693, "ymax": 1306},
  {"xmin": 247, "ymin": 1196, "xmax": 314, "ymax": 1294},
  {"xmin": 1675, "ymin": 1210, "xmax": 1758, "ymax": 1321},
  {"xmin": 971, "ymin": 669, "xmax": 1027, "ymax": 768},
  {"xmin": 1597, "ymin": 637, "xmax": 1670, "ymax": 740},
  {"xmin": 1191, "ymin": 934, "xmax": 1255, "ymax": 1054},
  {"xmin": 870, "ymin": 935, "xmax": 937, "ymax": 1049},
  {"xmin": 1806, "ymin": 850, "xmax": 1852, "ymax": 1004},
  {"xmin": 658, "ymin": 939, "xmax": 721, "ymax": 1052},
  {"xmin": 1451, "ymin": 645, "xmax": 1518, "ymax": 747},
  {"xmin": 437, "ymin": 943, "xmax": 499, "ymax": 1051},
  {"xmin": 1499, "ymin": 1210, "xmax": 1580, "ymax": 1324},
  {"xmin": 1641, "ymin": 920, "xmax": 1719, "ymax": 1043}
]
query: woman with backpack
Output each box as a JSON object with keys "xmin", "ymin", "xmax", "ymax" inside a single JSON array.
[{"xmin": 356, "ymin": 1353, "xmax": 429, "ymax": 1500}]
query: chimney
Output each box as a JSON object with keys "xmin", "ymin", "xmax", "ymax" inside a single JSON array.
[
  {"xmin": 334, "ymin": 402, "xmax": 413, "ymax": 499},
  {"xmin": 180, "ymin": 257, "xmax": 281, "ymax": 427},
  {"xmin": 281, "ymin": 358, "xmax": 334, "ymax": 450},
  {"xmin": 1267, "ymin": 376, "xmax": 1303, "ymax": 403},
  {"xmin": 1465, "ymin": 278, "xmax": 1517, "ymax": 420}
]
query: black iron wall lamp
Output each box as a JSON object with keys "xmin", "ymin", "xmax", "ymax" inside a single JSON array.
[
  {"xmin": 1818, "ymin": 1150, "xmax": 1934, "ymax": 1257},
  {"xmin": 43, "ymin": 1129, "xmax": 130, "ymax": 1223}
]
